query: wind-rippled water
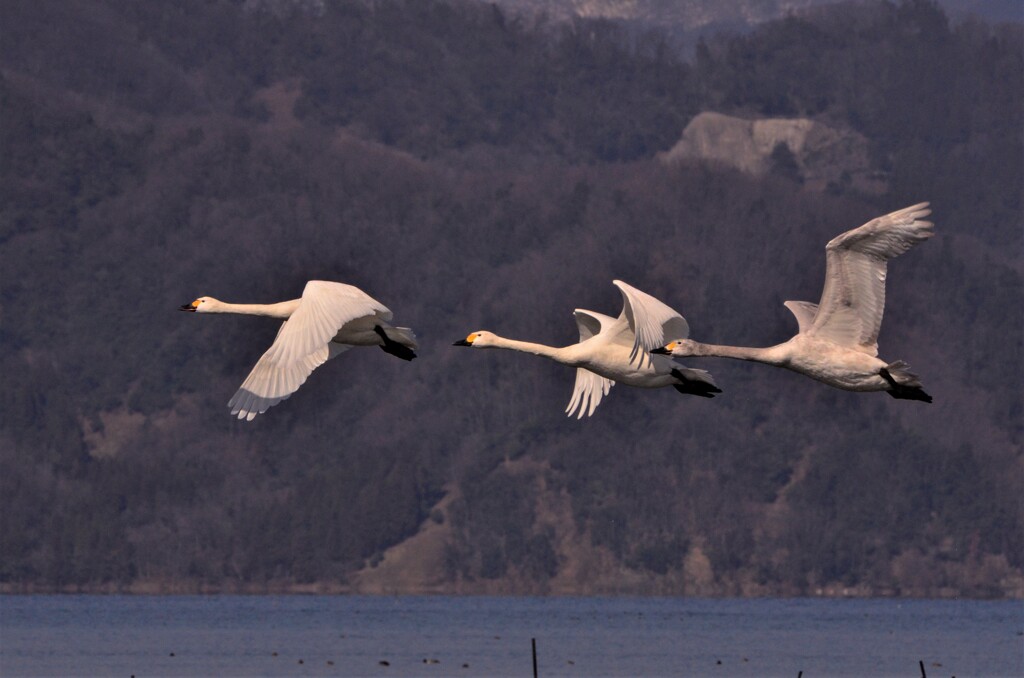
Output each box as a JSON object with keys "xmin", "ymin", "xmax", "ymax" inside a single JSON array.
[{"xmin": 1, "ymin": 595, "xmax": 1020, "ymax": 677}]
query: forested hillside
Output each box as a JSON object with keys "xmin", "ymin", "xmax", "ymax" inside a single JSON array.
[{"xmin": 1, "ymin": 0, "xmax": 1021, "ymax": 597}]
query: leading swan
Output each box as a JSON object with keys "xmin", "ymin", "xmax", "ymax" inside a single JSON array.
[
  {"xmin": 181, "ymin": 280, "xmax": 417, "ymax": 420},
  {"xmin": 653, "ymin": 203, "xmax": 933, "ymax": 402},
  {"xmin": 453, "ymin": 280, "xmax": 720, "ymax": 418}
]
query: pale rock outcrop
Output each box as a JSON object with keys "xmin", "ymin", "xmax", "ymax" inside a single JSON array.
[{"xmin": 659, "ymin": 111, "xmax": 885, "ymax": 193}]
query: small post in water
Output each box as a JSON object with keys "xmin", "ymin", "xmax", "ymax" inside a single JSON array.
[
  {"xmin": 532, "ymin": 637, "xmax": 538, "ymax": 678},
  {"xmin": 919, "ymin": 659, "xmax": 927, "ymax": 678}
]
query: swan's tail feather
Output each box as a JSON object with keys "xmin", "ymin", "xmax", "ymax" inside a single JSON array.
[
  {"xmin": 884, "ymin": 360, "xmax": 921, "ymax": 387},
  {"xmin": 385, "ymin": 326, "xmax": 418, "ymax": 349},
  {"xmin": 880, "ymin": 362, "xmax": 932, "ymax": 403}
]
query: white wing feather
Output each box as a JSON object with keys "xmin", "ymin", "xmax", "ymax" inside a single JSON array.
[
  {"xmin": 573, "ymin": 309, "xmax": 603, "ymax": 342},
  {"xmin": 566, "ymin": 368, "xmax": 615, "ymax": 419},
  {"xmin": 565, "ymin": 309, "xmax": 619, "ymax": 417},
  {"xmin": 809, "ymin": 203, "xmax": 933, "ymax": 355},
  {"xmin": 573, "ymin": 309, "xmax": 619, "ymax": 341},
  {"xmin": 228, "ymin": 281, "xmax": 390, "ymax": 420},
  {"xmin": 613, "ymin": 280, "xmax": 689, "ymax": 368},
  {"xmin": 783, "ymin": 301, "xmax": 819, "ymax": 334}
]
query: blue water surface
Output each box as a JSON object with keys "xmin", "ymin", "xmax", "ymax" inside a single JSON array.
[{"xmin": 0, "ymin": 595, "xmax": 1021, "ymax": 677}]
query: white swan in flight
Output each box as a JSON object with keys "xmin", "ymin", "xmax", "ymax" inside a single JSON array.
[
  {"xmin": 453, "ymin": 280, "xmax": 720, "ymax": 418},
  {"xmin": 652, "ymin": 203, "xmax": 934, "ymax": 402},
  {"xmin": 180, "ymin": 281, "xmax": 417, "ymax": 420}
]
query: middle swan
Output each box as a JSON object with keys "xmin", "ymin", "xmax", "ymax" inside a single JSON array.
[{"xmin": 454, "ymin": 280, "xmax": 720, "ymax": 418}]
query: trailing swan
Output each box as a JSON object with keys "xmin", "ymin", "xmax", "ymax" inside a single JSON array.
[
  {"xmin": 453, "ymin": 280, "xmax": 720, "ymax": 418},
  {"xmin": 653, "ymin": 203, "xmax": 934, "ymax": 402},
  {"xmin": 180, "ymin": 280, "xmax": 417, "ymax": 420}
]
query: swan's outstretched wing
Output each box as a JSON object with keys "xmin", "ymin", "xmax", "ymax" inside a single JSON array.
[
  {"xmin": 565, "ymin": 309, "xmax": 618, "ymax": 417},
  {"xmin": 573, "ymin": 309, "xmax": 618, "ymax": 341},
  {"xmin": 566, "ymin": 309, "xmax": 618, "ymax": 418},
  {"xmin": 566, "ymin": 368, "xmax": 615, "ymax": 419},
  {"xmin": 808, "ymin": 203, "xmax": 933, "ymax": 355},
  {"xmin": 228, "ymin": 281, "xmax": 391, "ymax": 420},
  {"xmin": 573, "ymin": 311, "xmax": 602, "ymax": 342},
  {"xmin": 613, "ymin": 280, "xmax": 689, "ymax": 368},
  {"xmin": 783, "ymin": 301, "xmax": 819, "ymax": 334}
]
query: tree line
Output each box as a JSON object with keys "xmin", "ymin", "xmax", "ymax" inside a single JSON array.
[{"xmin": 0, "ymin": 0, "xmax": 1020, "ymax": 596}]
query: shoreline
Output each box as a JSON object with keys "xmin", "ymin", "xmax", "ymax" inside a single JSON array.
[{"xmin": 1, "ymin": 581, "xmax": 1019, "ymax": 600}]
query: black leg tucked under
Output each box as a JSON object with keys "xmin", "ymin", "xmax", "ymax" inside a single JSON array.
[
  {"xmin": 880, "ymin": 368, "xmax": 932, "ymax": 403},
  {"xmin": 374, "ymin": 325, "xmax": 416, "ymax": 361},
  {"xmin": 671, "ymin": 368, "xmax": 722, "ymax": 398}
]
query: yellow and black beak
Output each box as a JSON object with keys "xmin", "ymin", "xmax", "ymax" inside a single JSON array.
[
  {"xmin": 650, "ymin": 341, "xmax": 676, "ymax": 355},
  {"xmin": 453, "ymin": 334, "xmax": 475, "ymax": 347},
  {"xmin": 179, "ymin": 301, "xmax": 198, "ymax": 312}
]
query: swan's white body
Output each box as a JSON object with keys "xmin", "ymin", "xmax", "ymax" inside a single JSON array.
[
  {"xmin": 181, "ymin": 280, "xmax": 417, "ymax": 420},
  {"xmin": 657, "ymin": 203, "xmax": 934, "ymax": 401},
  {"xmin": 454, "ymin": 280, "xmax": 719, "ymax": 417}
]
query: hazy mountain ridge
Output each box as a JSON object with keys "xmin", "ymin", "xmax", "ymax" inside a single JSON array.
[
  {"xmin": 0, "ymin": 0, "xmax": 1021, "ymax": 597},
  {"xmin": 484, "ymin": 0, "xmax": 1022, "ymax": 33},
  {"xmin": 489, "ymin": 0, "xmax": 828, "ymax": 26}
]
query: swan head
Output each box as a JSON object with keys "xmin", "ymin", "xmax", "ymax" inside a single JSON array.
[
  {"xmin": 651, "ymin": 338, "xmax": 697, "ymax": 356},
  {"xmin": 180, "ymin": 296, "xmax": 218, "ymax": 313},
  {"xmin": 453, "ymin": 331, "xmax": 498, "ymax": 348}
]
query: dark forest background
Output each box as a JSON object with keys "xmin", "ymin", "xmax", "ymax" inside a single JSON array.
[{"xmin": 0, "ymin": 0, "xmax": 1021, "ymax": 597}]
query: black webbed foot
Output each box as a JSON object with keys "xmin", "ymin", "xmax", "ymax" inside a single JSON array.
[
  {"xmin": 374, "ymin": 325, "xmax": 417, "ymax": 361},
  {"xmin": 671, "ymin": 368, "xmax": 722, "ymax": 398},
  {"xmin": 880, "ymin": 368, "xmax": 932, "ymax": 403}
]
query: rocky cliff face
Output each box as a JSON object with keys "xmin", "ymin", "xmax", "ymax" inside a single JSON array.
[{"xmin": 659, "ymin": 111, "xmax": 885, "ymax": 193}]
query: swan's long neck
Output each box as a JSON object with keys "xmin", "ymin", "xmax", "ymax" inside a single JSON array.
[
  {"xmin": 686, "ymin": 340, "xmax": 786, "ymax": 366},
  {"xmin": 207, "ymin": 299, "xmax": 300, "ymax": 319},
  {"xmin": 490, "ymin": 336, "xmax": 571, "ymax": 363}
]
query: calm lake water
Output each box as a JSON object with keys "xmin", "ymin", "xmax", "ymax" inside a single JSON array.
[{"xmin": 0, "ymin": 595, "xmax": 1020, "ymax": 677}]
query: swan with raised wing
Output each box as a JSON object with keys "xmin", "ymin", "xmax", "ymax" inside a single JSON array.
[
  {"xmin": 453, "ymin": 280, "xmax": 720, "ymax": 418},
  {"xmin": 652, "ymin": 203, "xmax": 933, "ymax": 402},
  {"xmin": 180, "ymin": 280, "xmax": 417, "ymax": 420}
]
